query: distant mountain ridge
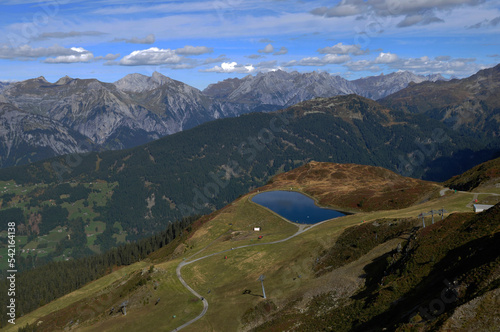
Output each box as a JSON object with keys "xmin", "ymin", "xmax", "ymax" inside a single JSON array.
[
  {"xmin": 0, "ymin": 73, "xmax": 224, "ymax": 144},
  {"xmin": 0, "ymin": 72, "xmax": 229, "ymax": 167},
  {"xmin": 203, "ymin": 69, "xmax": 444, "ymax": 107},
  {"xmin": 352, "ymin": 71, "xmax": 444, "ymax": 100},
  {"xmin": 380, "ymin": 64, "xmax": 500, "ymax": 139},
  {"xmin": 0, "ymin": 103, "xmax": 95, "ymax": 168},
  {"xmin": 0, "ymin": 68, "xmax": 475, "ymax": 169},
  {"xmin": 203, "ymin": 70, "xmax": 355, "ymax": 106}
]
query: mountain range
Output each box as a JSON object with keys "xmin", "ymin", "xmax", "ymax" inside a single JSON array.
[
  {"xmin": 0, "ymin": 64, "xmax": 498, "ymax": 266},
  {"xmin": 1, "ymin": 93, "xmax": 497, "ymax": 256},
  {"xmin": 0, "ymin": 63, "xmax": 499, "ymax": 331},
  {"xmin": 204, "ymin": 69, "xmax": 444, "ymax": 105},
  {"xmin": 0, "ymin": 69, "xmax": 445, "ymax": 168}
]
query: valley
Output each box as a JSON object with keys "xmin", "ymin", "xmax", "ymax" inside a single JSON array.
[
  {"xmin": 3, "ymin": 160, "xmax": 499, "ymax": 331},
  {"xmin": 1, "ymin": 85, "xmax": 497, "ymax": 271}
]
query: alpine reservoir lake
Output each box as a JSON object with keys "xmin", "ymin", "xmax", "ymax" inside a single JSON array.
[{"xmin": 251, "ymin": 190, "xmax": 346, "ymax": 224}]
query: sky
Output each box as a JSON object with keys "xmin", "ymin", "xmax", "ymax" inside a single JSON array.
[{"xmin": 1, "ymin": 0, "xmax": 499, "ymax": 89}]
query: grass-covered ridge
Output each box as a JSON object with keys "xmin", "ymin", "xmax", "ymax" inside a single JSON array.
[
  {"xmin": 444, "ymin": 155, "xmax": 500, "ymax": 191},
  {"xmin": 261, "ymin": 161, "xmax": 440, "ymax": 212}
]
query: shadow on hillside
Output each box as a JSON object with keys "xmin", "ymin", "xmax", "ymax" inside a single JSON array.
[
  {"xmin": 351, "ymin": 231, "xmax": 500, "ymax": 331},
  {"xmin": 243, "ymin": 289, "xmax": 265, "ymax": 298},
  {"xmin": 422, "ymin": 148, "xmax": 500, "ymax": 182}
]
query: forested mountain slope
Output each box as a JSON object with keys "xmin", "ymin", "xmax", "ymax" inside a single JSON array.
[
  {"xmin": 0, "ymin": 94, "xmax": 496, "ymax": 256},
  {"xmin": 380, "ymin": 64, "xmax": 500, "ymax": 140}
]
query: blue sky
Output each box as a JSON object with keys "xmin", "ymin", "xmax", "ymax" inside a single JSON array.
[{"xmin": 1, "ymin": 0, "xmax": 499, "ymax": 89}]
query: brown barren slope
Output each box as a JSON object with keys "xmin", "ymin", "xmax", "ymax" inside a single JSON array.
[{"xmin": 258, "ymin": 161, "xmax": 441, "ymax": 212}]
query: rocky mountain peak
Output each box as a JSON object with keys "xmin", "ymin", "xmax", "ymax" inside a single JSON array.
[
  {"xmin": 0, "ymin": 81, "xmax": 10, "ymax": 93},
  {"xmin": 151, "ymin": 71, "xmax": 173, "ymax": 85},
  {"xmin": 35, "ymin": 76, "xmax": 48, "ymax": 83},
  {"xmin": 256, "ymin": 69, "xmax": 289, "ymax": 79},
  {"xmin": 114, "ymin": 71, "xmax": 176, "ymax": 92},
  {"xmin": 55, "ymin": 75, "xmax": 73, "ymax": 85},
  {"xmin": 426, "ymin": 73, "xmax": 446, "ymax": 81}
]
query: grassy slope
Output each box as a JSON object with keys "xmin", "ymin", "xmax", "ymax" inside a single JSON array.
[
  {"xmin": 260, "ymin": 161, "xmax": 441, "ymax": 212},
  {"xmin": 249, "ymin": 205, "xmax": 500, "ymax": 331},
  {"xmin": 444, "ymin": 156, "xmax": 500, "ymax": 191},
  {"xmin": 7, "ymin": 162, "xmax": 495, "ymax": 332}
]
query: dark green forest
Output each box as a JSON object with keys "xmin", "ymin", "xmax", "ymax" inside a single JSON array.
[{"xmin": 0, "ymin": 215, "xmax": 197, "ymax": 329}]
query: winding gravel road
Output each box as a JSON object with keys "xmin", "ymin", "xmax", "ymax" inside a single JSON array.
[{"xmin": 170, "ymin": 223, "xmax": 311, "ymax": 331}]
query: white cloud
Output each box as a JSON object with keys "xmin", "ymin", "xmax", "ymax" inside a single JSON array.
[
  {"xmin": 201, "ymin": 60, "xmax": 280, "ymax": 73},
  {"xmin": 203, "ymin": 54, "xmax": 229, "ymax": 64},
  {"xmin": 175, "ymin": 45, "xmax": 213, "ymax": 55},
  {"xmin": 436, "ymin": 55, "xmax": 452, "ymax": 61},
  {"xmin": 311, "ymin": 0, "xmax": 484, "ymax": 28},
  {"xmin": 170, "ymin": 63, "xmax": 198, "ymax": 70},
  {"xmin": 103, "ymin": 60, "xmax": 119, "ymax": 66},
  {"xmin": 118, "ymin": 45, "xmax": 214, "ymax": 66},
  {"xmin": 313, "ymin": 0, "xmax": 485, "ymax": 17},
  {"xmin": 345, "ymin": 60, "xmax": 381, "ymax": 72},
  {"xmin": 375, "ymin": 52, "xmax": 399, "ymax": 64},
  {"xmin": 345, "ymin": 53, "xmax": 486, "ymax": 77},
  {"xmin": 1, "ymin": 9, "xmax": 351, "ymax": 48},
  {"xmin": 35, "ymin": 31, "xmax": 106, "ymax": 40},
  {"xmin": 246, "ymin": 54, "xmax": 264, "ymax": 59},
  {"xmin": 467, "ymin": 15, "xmax": 500, "ymax": 28},
  {"xmin": 323, "ymin": 54, "xmax": 352, "ymax": 64},
  {"xmin": 119, "ymin": 47, "xmax": 183, "ymax": 66},
  {"xmin": 92, "ymin": 2, "xmax": 226, "ymax": 15},
  {"xmin": 258, "ymin": 44, "xmax": 274, "ymax": 54},
  {"xmin": 282, "ymin": 54, "xmax": 350, "ymax": 67},
  {"xmin": 318, "ymin": 43, "xmax": 368, "ymax": 55},
  {"xmin": 201, "ymin": 61, "xmax": 255, "ymax": 73},
  {"xmin": 0, "ymin": 44, "xmax": 95, "ymax": 64},
  {"xmin": 0, "ymin": 44, "xmax": 87, "ymax": 59},
  {"xmin": 311, "ymin": 4, "xmax": 361, "ymax": 18},
  {"xmin": 273, "ymin": 46, "xmax": 288, "ymax": 55},
  {"xmin": 255, "ymin": 60, "xmax": 278, "ymax": 70},
  {"xmin": 113, "ymin": 34, "xmax": 155, "ymax": 44},
  {"xmin": 43, "ymin": 47, "xmax": 94, "ymax": 63},
  {"xmin": 397, "ymin": 14, "xmax": 444, "ymax": 27},
  {"xmin": 94, "ymin": 53, "xmax": 120, "ymax": 61}
]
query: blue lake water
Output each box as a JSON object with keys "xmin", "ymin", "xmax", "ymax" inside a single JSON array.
[{"xmin": 251, "ymin": 190, "xmax": 346, "ymax": 224}]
